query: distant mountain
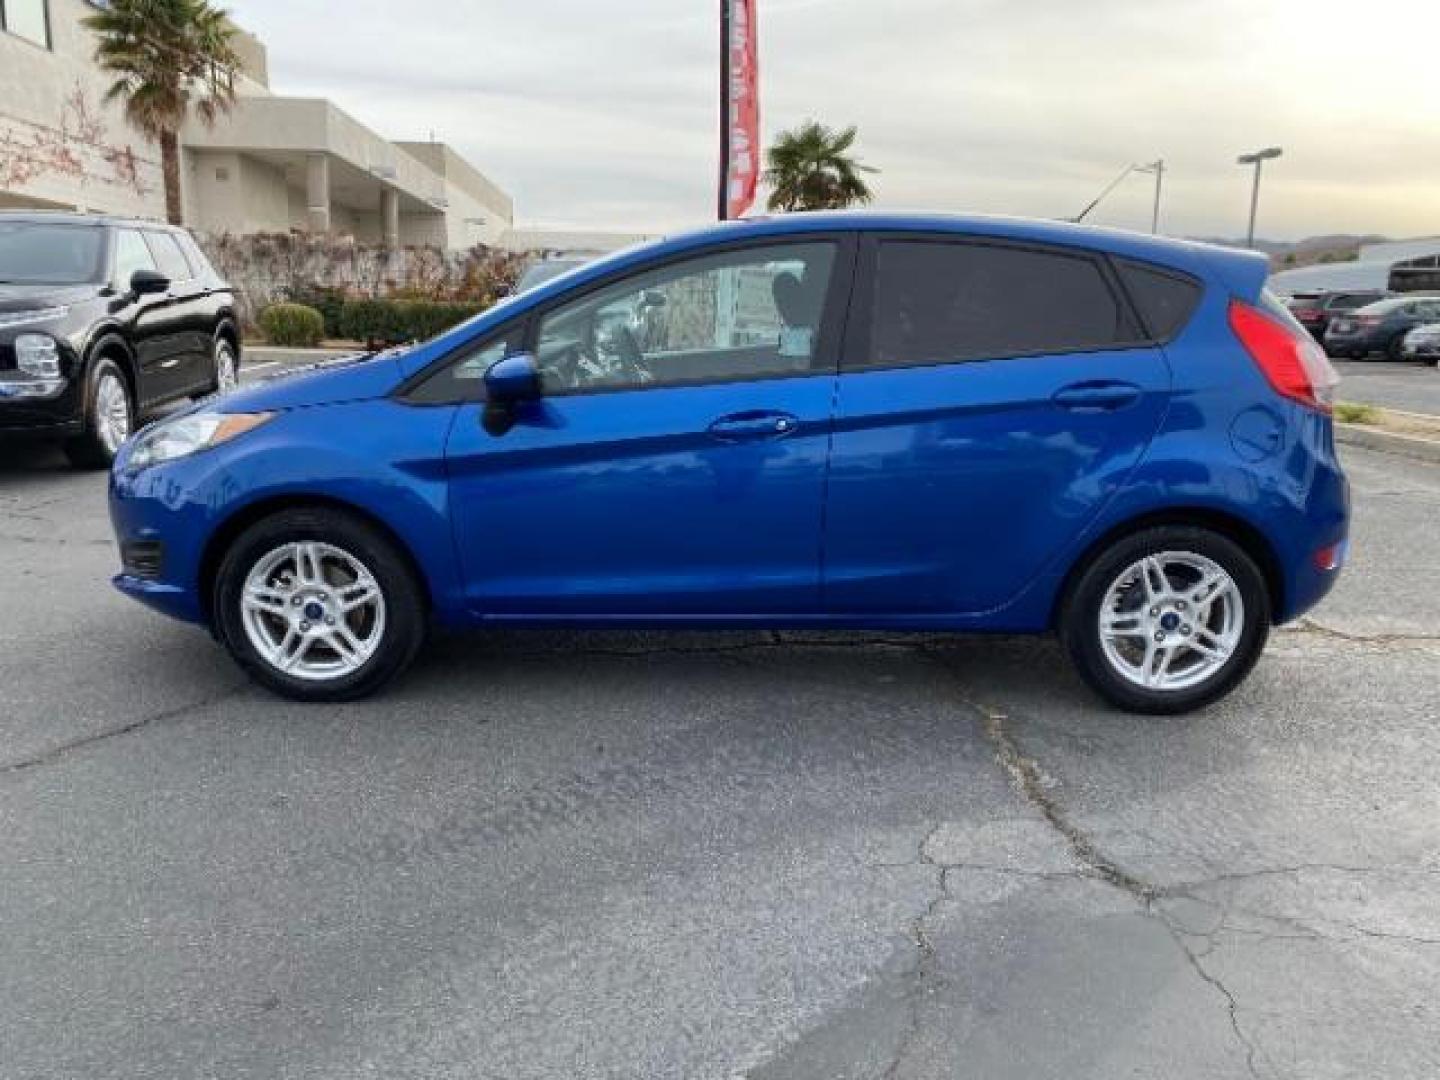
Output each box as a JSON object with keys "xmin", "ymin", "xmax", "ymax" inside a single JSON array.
[{"xmin": 1191, "ymin": 234, "xmax": 1390, "ymax": 270}]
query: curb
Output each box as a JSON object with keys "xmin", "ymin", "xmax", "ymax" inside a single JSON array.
[{"xmin": 1336, "ymin": 422, "xmax": 1440, "ymax": 466}]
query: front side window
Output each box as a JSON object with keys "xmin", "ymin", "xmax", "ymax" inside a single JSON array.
[
  {"xmin": 534, "ymin": 242, "xmax": 837, "ymax": 393},
  {"xmin": 0, "ymin": 222, "xmax": 102, "ymax": 284},
  {"xmin": 864, "ymin": 240, "xmax": 1143, "ymax": 370},
  {"xmin": 111, "ymin": 229, "xmax": 158, "ymax": 286},
  {"xmin": 144, "ymin": 232, "xmax": 193, "ymax": 283},
  {"xmin": 406, "ymin": 331, "xmax": 519, "ymax": 404},
  {"xmin": 1, "ymin": 0, "xmax": 50, "ymax": 48}
]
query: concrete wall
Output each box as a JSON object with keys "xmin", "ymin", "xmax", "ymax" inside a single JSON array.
[{"xmin": 0, "ymin": 0, "xmax": 166, "ymax": 218}]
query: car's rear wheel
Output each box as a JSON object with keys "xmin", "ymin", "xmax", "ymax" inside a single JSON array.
[
  {"xmin": 1061, "ymin": 526, "xmax": 1270, "ymax": 715},
  {"xmin": 214, "ymin": 508, "xmax": 426, "ymax": 702},
  {"xmin": 210, "ymin": 336, "xmax": 239, "ymax": 396},
  {"xmin": 64, "ymin": 358, "xmax": 133, "ymax": 469}
]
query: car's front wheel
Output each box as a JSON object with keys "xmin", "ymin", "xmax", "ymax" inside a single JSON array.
[
  {"xmin": 209, "ymin": 335, "xmax": 239, "ymax": 397},
  {"xmin": 64, "ymin": 358, "xmax": 133, "ymax": 469},
  {"xmin": 1061, "ymin": 526, "xmax": 1270, "ymax": 715},
  {"xmin": 214, "ymin": 508, "xmax": 426, "ymax": 702}
]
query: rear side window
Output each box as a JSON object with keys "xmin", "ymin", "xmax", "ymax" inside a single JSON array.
[
  {"xmin": 863, "ymin": 240, "xmax": 1143, "ymax": 369},
  {"xmin": 144, "ymin": 231, "xmax": 192, "ymax": 282},
  {"xmin": 1115, "ymin": 259, "xmax": 1202, "ymax": 341}
]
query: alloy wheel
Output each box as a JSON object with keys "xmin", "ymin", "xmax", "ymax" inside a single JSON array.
[
  {"xmin": 95, "ymin": 372, "xmax": 131, "ymax": 456},
  {"xmin": 215, "ymin": 341, "xmax": 239, "ymax": 394},
  {"xmin": 240, "ymin": 542, "xmax": 387, "ymax": 682},
  {"xmin": 1097, "ymin": 551, "xmax": 1245, "ymax": 692}
]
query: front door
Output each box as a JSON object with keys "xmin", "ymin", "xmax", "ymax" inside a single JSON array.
[
  {"xmin": 110, "ymin": 228, "xmax": 187, "ymax": 406},
  {"xmin": 824, "ymin": 234, "xmax": 1173, "ymax": 616},
  {"xmin": 445, "ymin": 237, "xmax": 853, "ymax": 616}
]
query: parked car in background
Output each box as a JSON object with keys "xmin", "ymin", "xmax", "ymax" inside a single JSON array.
[
  {"xmin": 1286, "ymin": 289, "xmax": 1390, "ymax": 342},
  {"xmin": 1401, "ymin": 322, "xmax": 1440, "ymax": 366},
  {"xmin": 109, "ymin": 212, "xmax": 1348, "ymax": 715},
  {"xmin": 0, "ymin": 213, "xmax": 240, "ymax": 468},
  {"xmin": 1324, "ymin": 295, "xmax": 1440, "ymax": 360}
]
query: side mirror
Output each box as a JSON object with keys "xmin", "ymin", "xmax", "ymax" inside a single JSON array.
[
  {"xmin": 484, "ymin": 352, "xmax": 541, "ymax": 403},
  {"xmin": 130, "ymin": 268, "xmax": 170, "ymax": 296}
]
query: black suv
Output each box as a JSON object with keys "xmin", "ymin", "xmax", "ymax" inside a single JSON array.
[
  {"xmin": 0, "ymin": 213, "xmax": 240, "ymax": 468},
  {"xmin": 1286, "ymin": 289, "xmax": 1391, "ymax": 342}
]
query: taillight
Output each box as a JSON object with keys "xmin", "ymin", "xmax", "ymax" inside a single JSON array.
[{"xmin": 1228, "ymin": 299, "xmax": 1339, "ymax": 414}]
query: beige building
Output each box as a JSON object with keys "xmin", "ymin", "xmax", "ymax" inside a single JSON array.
[{"xmin": 1, "ymin": 0, "xmax": 515, "ymax": 248}]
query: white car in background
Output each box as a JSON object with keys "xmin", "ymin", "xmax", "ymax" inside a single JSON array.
[{"xmin": 1401, "ymin": 323, "xmax": 1440, "ymax": 367}]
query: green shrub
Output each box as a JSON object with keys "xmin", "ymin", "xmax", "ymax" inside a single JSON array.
[
  {"xmin": 284, "ymin": 284, "xmax": 347, "ymax": 339},
  {"xmin": 338, "ymin": 298, "xmax": 485, "ymax": 346},
  {"xmin": 1335, "ymin": 402, "xmax": 1379, "ymax": 425},
  {"xmin": 257, "ymin": 303, "xmax": 326, "ymax": 347}
]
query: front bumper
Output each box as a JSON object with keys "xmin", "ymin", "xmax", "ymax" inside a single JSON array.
[
  {"xmin": 109, "ymin": 457, "xmax": 215, "ymax": 625},
  {"xmin": 0, "ymin": 377, "xmax": 83, "ymax": 438}
]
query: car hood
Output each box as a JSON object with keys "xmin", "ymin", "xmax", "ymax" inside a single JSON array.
[
  {"xmin": 218, "ymin": 351, "xmax": 407, "ymax": 413},
  {"xmin": 0, "ymin": 283, "xmax": 101, "ymax": 313}
]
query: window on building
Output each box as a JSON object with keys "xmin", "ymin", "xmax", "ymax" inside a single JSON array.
[
  {"xmin": 1, "ymin": 0, "xmax": 51, "ymax": 49},
  {"xmin": 863, "ymin": 240, "xmax": 1144, "ymax": 370}
]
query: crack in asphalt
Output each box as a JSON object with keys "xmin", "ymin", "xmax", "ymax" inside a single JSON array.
[
  {"xmin": 1279, "ymin": 618, "xmax": 1440, "ymax": 648},
  {"xmin": 0, "ymin": 681, "xmax": 249, "ymax": 775}
]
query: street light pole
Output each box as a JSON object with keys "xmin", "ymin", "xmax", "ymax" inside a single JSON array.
[
  {"xmin": 1135, "ymin": 159, "xmax": 1164, "ymax": 234},
  {"xmin": 1237, "ymin": 147, "xmax": 1283, "ymax": 248}
]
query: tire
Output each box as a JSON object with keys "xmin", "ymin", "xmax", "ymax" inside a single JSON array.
[
  {"xmin": 63, "ymin": 357, "xmax": 134, "ymax": 469},
  {"xmin": 1060, "ymin": 526, "xmax": 1271, "ymax": 715},
  {"xmin": 205, "ymin": 334, "xmax": 239, "ymax": 398},
  {"xmin": 214, "ymin": 508, "xmax": 427, "ymax": 702},
  {"xmin": 1387, "ymin": 335, "xmax": 1407, "ymax": 362}
]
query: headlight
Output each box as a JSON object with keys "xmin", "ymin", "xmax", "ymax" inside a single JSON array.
[
  {"xmin": 0, "ymin": 305, "xmax": 68, "ymax": 329},
  {"xmin": 15, "ymin": 333, "xmax": 61, "ymax": 379},
  {"xmin": 127, "ymin": 410, "xmax": 275, "ymax": 471}
]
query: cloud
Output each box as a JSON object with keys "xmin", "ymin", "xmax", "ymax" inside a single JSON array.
[{"xmin": 233, "ymin": 0, "xmax": 1440, "ymax": 239}]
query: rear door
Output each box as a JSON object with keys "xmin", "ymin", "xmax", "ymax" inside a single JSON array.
[{"xmin": 822, "ymin": 234, "xmax": 1175, "ymax": 616}]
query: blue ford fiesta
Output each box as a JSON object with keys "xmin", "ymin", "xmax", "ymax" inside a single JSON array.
[{"xmin": 109, "ymin": 212, "xmax": 1349, "ymax": 714}]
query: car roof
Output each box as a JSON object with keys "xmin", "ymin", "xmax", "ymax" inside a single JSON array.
[{"xmin": 0, "ymin": 210, "xmax": 184, "ymax": 232}]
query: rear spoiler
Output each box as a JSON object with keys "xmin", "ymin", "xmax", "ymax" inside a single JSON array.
[{"xmin": 1195, "ymin": 244, "xmax": 1271, "ymax": 304}]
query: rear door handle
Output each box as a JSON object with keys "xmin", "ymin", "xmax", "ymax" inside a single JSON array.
[
  {"xmin": 707, "ymin": 410, "xmax": 800, "ymax": 442},
  {"xmin": 1052, "ymin": 381, "xmax": 1142, "ymax": 412}
]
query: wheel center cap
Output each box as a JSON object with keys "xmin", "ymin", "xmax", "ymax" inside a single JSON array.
[
  {"xmin": 1160, "ymin": 612, "xmax": 1181, "ymax": 632},
  {"xmin": 303, "ymin": 601, "xmax": 325, "ymax": 621}
]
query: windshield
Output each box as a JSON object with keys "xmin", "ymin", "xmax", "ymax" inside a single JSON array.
[{"xmin": 0, "ymin": 222, "xmax": 105, "ymax": 285}]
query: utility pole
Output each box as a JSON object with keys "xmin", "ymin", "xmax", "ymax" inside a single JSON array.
[{"xmin": 1237, "ymin": 147, "xmax": 1282, "ymax": 248}]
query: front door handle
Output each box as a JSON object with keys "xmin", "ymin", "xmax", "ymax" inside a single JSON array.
[
  {"xmin": 707, "ymin": 410, "xmax": 800, "ymax": 442},
  {"xmin": 1052, "ymin": 381, "xmax": 1142, "ymax": 412}
]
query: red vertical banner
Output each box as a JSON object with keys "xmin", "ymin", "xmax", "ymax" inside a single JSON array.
[{"xmin": 720, "ymin": 0, "xmax": 760, "ymax": 220}]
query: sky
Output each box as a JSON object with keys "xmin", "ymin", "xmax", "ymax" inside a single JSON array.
[{"xmin": 232, "ymin": 0, "xmax": 1440, "ymax": 241}]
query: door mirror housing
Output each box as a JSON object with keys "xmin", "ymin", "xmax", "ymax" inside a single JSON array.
[
  {"xmin": 130, "ymin": 268, "xmax": 170, "ymax": 296},
  {"xmin": 484, "ymin": 352, "xmax": 542, "ymax": 403}
]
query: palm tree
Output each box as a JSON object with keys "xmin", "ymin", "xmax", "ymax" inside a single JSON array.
[
  {"xmin": 85, "ymin": 0, "xmax": 242, "ymax": 225},
  {"xmin": 765, "ymin": 121, "xmax": 878, "ymax": 213}
]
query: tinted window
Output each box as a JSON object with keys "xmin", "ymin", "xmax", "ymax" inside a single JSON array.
[
  {"xmin": 0, "ymin": 221, "xmax": 103, "ymax": 284},
  {"xmin": 865, "ymin": 240, "xmax": 1141, "ymax": 369},
  {"xmin": 535, "ymin": 242, "xmax": 837, "ymax": 392},
  {"xmin": 111, "ymin": 229, "xmax": 158, "ymax": 285},
  {"xmin": 1115, "ymin": 259, "xmax": 1202, "ymax": 341},
  {"xmin": 144, "ymin": 232, "xmax": 192, "ymax": 282}
]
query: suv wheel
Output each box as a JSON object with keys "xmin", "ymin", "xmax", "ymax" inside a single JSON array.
[
  {"xmin": 1061, "ymin": 526, "xmax": 1270, "ymax": 715},
  {"xmin": 211, "ymin": 336, "xmax": 239, "ymax": 396},
  {"xmin": 64, "ymin": 358, "xmax": 133, "ymax": 469},
  {"xmin": 214, "ymin": 508, "xmax": 426, "ymax": 702}
]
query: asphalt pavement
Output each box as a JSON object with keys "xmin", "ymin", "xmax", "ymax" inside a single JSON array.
[
  {"xmin": 1, "ymin": 366, "xmax": 1436, "ymax": 1079},
  {"xmin": 1335, "ymin": 358, "xmax": 1440, "ymax": 416}
]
